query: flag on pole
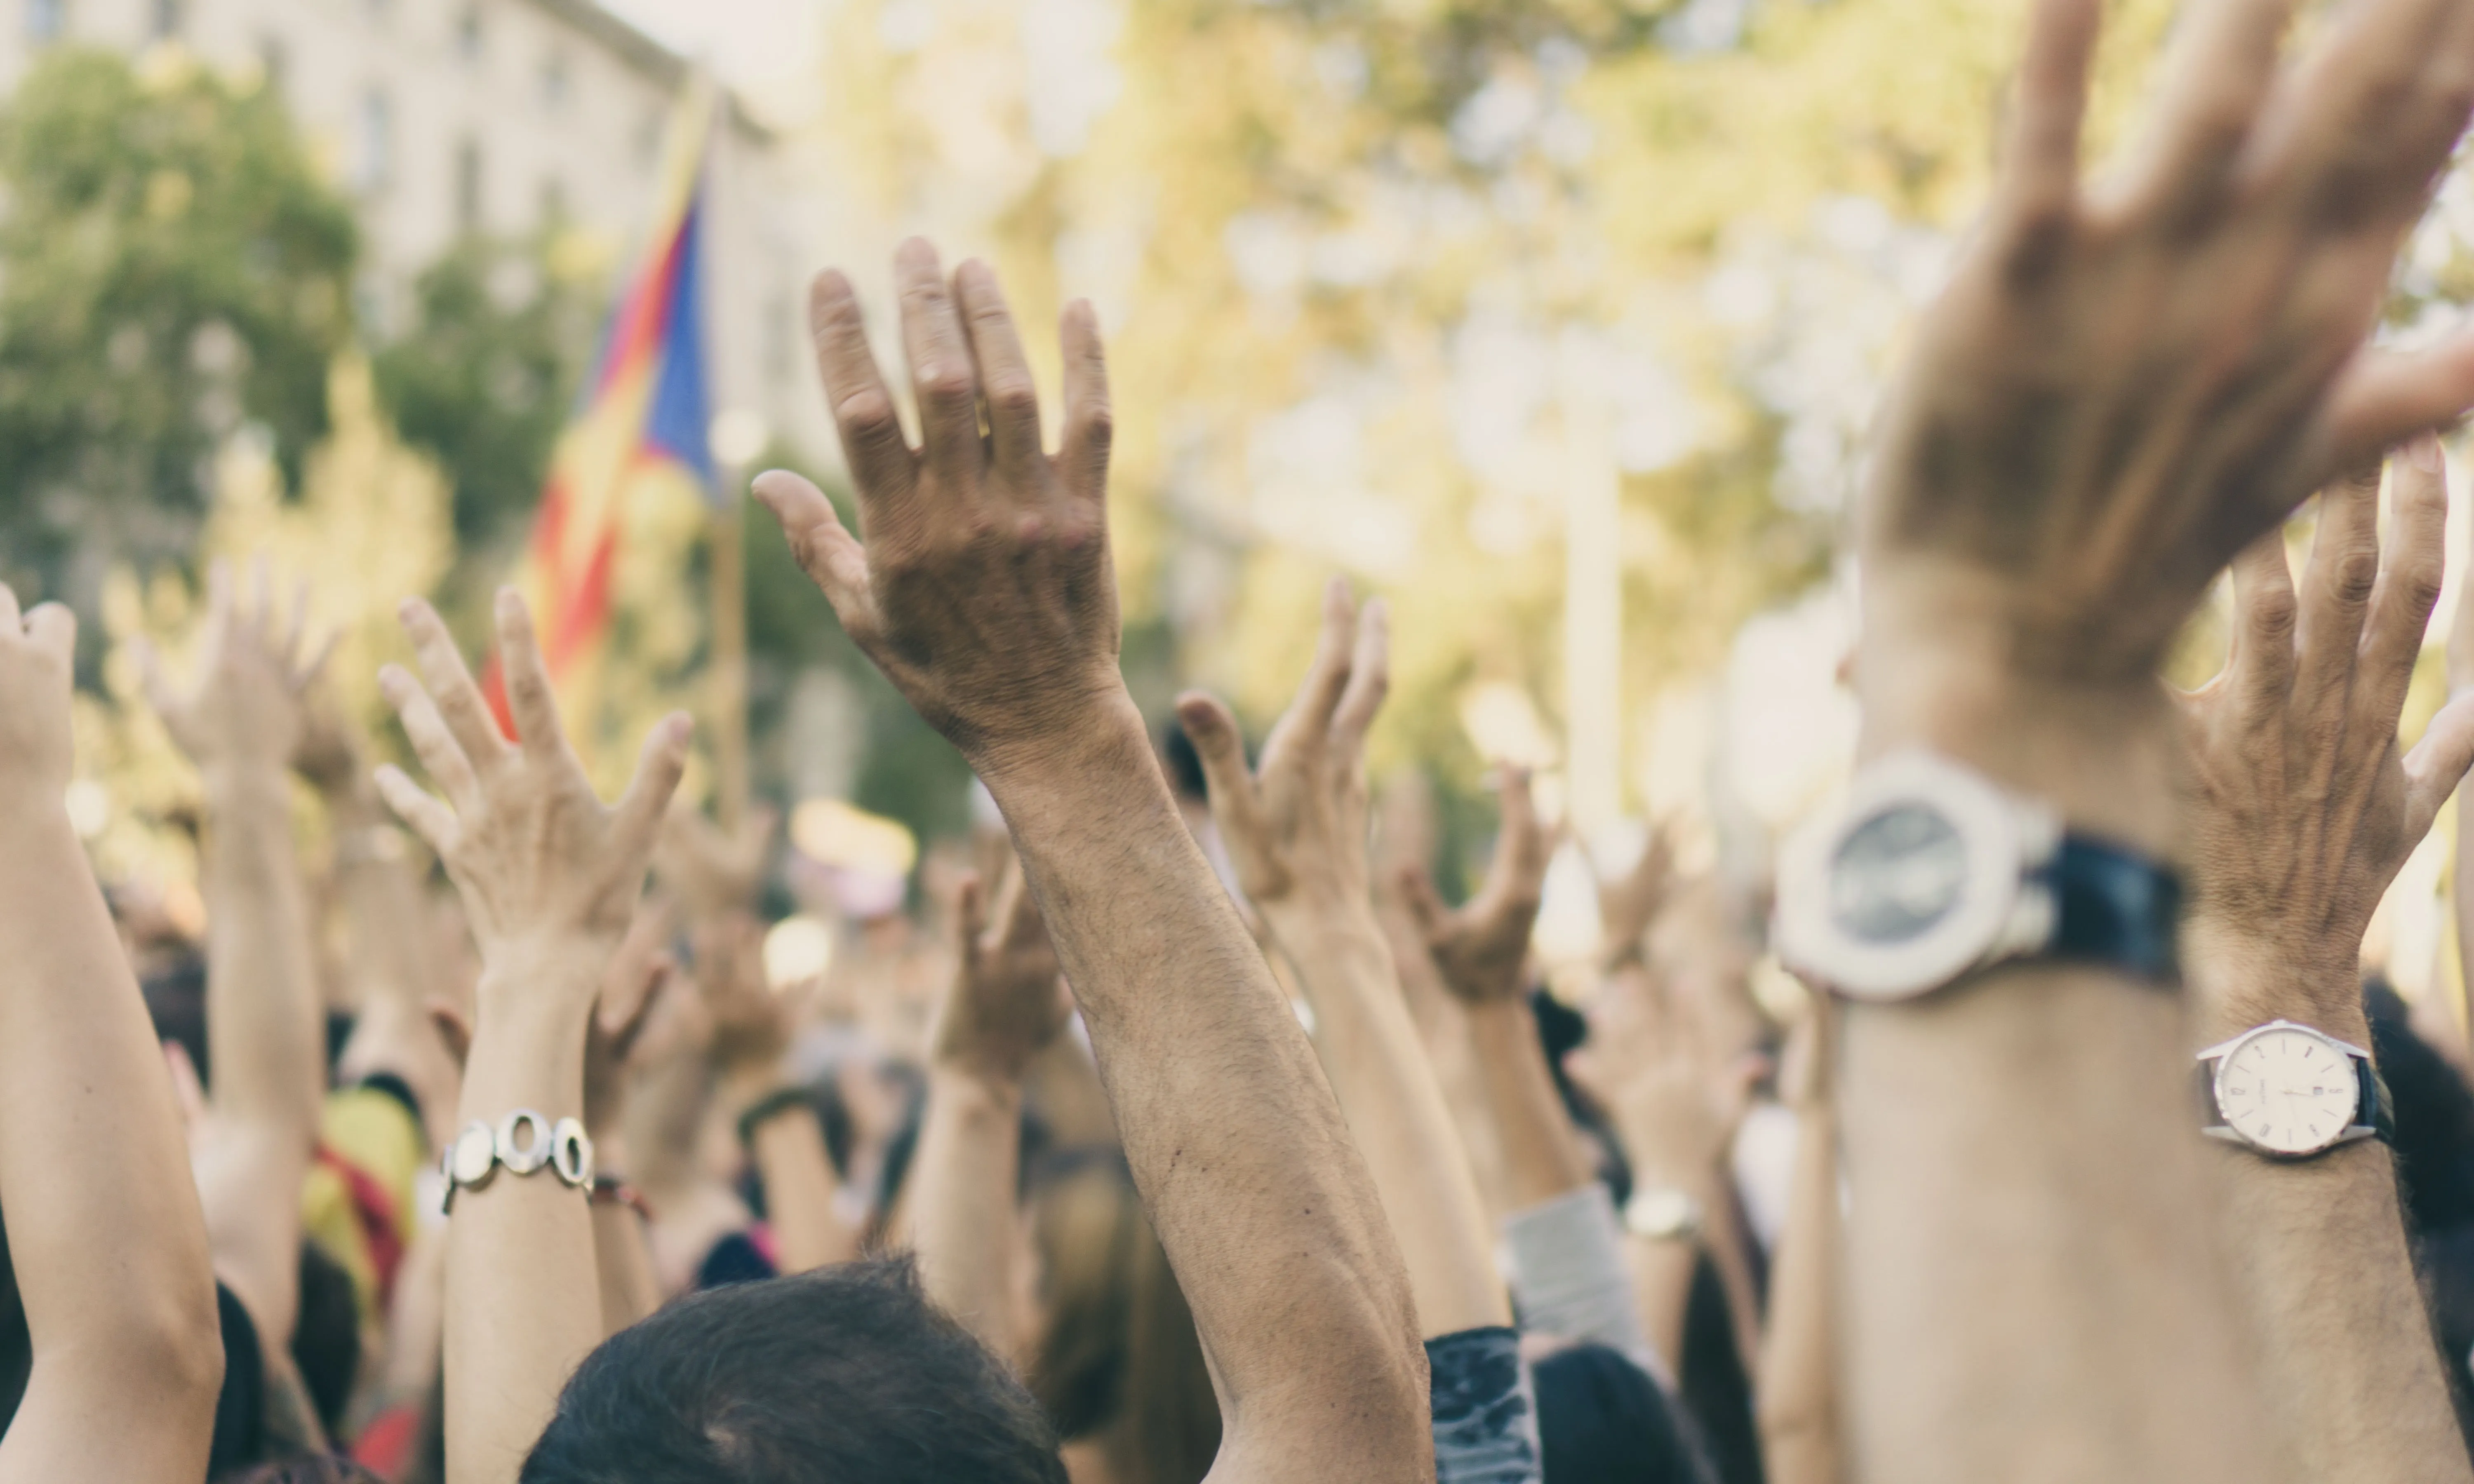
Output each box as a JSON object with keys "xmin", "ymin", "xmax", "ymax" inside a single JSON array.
[{"xmin": 488, "ymin": 74, "xmax": 717, "ymax": 735}]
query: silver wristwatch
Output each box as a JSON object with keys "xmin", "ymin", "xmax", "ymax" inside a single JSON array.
[
  {"xmin": 2197, "ymin": 1020, "xmax": 2391, "ymax": 1159},
  {"xmin": 441, "ymin": 1109, "xmax": 595, "ymax": 1212}
]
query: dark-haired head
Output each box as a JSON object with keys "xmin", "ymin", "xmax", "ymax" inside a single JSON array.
[
  {"xmin": 214, "ymin": 1456, "xmax": 389, "ymax": 1484},
  {"xmin": 521, "ymin": 1256, "xmax": 1068, "ymax": 1484}
]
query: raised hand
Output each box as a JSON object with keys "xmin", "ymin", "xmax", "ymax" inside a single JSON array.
[
  {"xmin": 373, "ymin": 591, "xmax": 690, "ymax": 978},
  {"xmin": 751, "ymin": 240, "xmax": 1123, "ymax": 777},
  {"xmin": 656, "ymin": 803, "xmax": 778, "ymax": 926},
  {"xmin": 0, "ymin": 586, "xmax": 76, "ymax": 805},
  {"xmin": 2180, "ymin": 445, "xmax": 2474, "ymax": 1040},
  {"xmin": 930, "ymin": 858, "xmax": 1070, "ymax": 1085},
  {"xmin": 1175, "ymin": 578, "xmax": 1388, "ymax": 918},
  {"xmin": 1860, "ymin": 0, "xmax": 2474, "ymax": 801},
  {"xmin": 139, "ymin": 558, "xmax": 330, "ymax": 785},
  {"xmin": 1398, "ymin": 769, "xmax": 1551, "ymax": 1007},
  {"xmin": 1593, "ymin": 825, "xmax": 1675, "ymax": 974}
]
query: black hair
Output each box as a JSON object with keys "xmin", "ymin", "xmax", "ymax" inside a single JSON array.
[
  {"xmin": 1533, "ymin": 1343, "xmax": 1719, "ymax": 1484},
  {"xmin": 521, "ymin": 1257, "xmax": 1068, "ymax": 1484},
  {"xmin": 1158, "ymin": 724, "xmax": 1209, "ymax": 803},
  {"xmin": 214, "ymin": 1456, "xmax": 389, "ymax": 1484},
  {"xmin": 2365, "ymin": 982, "xmax": 2474, "ymax": 1233},
  {"xmin": 292, "ymin": 1241, "xmax": 360, "ymax": 1438}
]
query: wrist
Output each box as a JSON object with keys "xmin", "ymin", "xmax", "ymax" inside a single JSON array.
[
  {"xmin": 476, "ymin": 942, "xmax": 609, "ymax": 1020},
  {"xmin": 927, "ymin": 1065, "xmax": 1025, "ymax": 1120},
  {"xmin": 967, "ymin": 690, "xmax": 1153, "ymax": 812},
  {"xmin": 1856, "ymin": 618, "xmax": 2180, "ymax": 856},
  {"xmin": 202, "ymin": 760, "xmax": 294, "ymax": 808},
  {"xmin": 2183, "ymin": 916, "xmax": 2368, "ymax": 1044}
]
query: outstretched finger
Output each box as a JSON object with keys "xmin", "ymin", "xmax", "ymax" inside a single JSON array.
[
  {"xmin": 953, "ymin": 871, "xmax": 989, "ymax": 958},
  {"xmin": 752, "ymin": 470, "xmax": 877, "ymax": 632},
  {"xmin": 1331, "ymin": 596, "xmax": 1392, "ymax": 756},
  {"xmin": 398, "ymin": 598, "xmax": 509, "ymax": 774},
  {"xmin": 1992, "ymin": 0, "xmax": 2099, "ymax": 255},
  {"xmin": 1176, "ymin": 691, "xmax": 1270, "ymax": 854},
  {"xmin": 1057, "ymin": 300, "xmax": 1113, "ymax": 505},
  {"xmin": 2357, "ymin": 438, "xmax": 2451, "ymax": 732},
  {"xmin": 612, "ymin": 712, "xmax": 696, "ymax": 862},
  {"xmin": 494, "ymin": 589, "xmax": 573, "ymax": 765},
  {"xmin": 1263, "ymin": 578, "xmax": 1357, "ymax": 759},
  {"xmin": 2404, "ymin": 690, "xmax": 2474, "ymax": 840},
  {"xmin": 374, "ymin": 763, "xmax": 460, "ymax": 859},
  {"xmin": 2318, "ymin": 328, "xmax": 2474, "ymax": 474},
  {"xmin": 1488, "ymin": 768, "xmax": 1551, "ymax": 897},
  {"xmin": 955, "ymin": 261, "xmax": 1047, "ymax": 491},
  {"xmin": 2111, "ymin": 0, "xmax": 2291, "ymax": 219},
  {"xmin": 2292, "ymin": 463, "xmax": 2384, "ymax": 723},
  {"xmin": 21, "ymin": 603, "xmax": 74, "ymax": 669},
  {"xmin": 2224, "ymin": 529, "xmax": 2299, "ymax": 724},
  {"xmin": 894, "ymin": 239, "xmax": 988, "ymax": 491},
  {"xmin": 378, "ymin": 664, "xmax": 482, "ymax": 812},
  {"xmin": 809, "ymin": 270, "xmax": 918, "ymax": 519}
]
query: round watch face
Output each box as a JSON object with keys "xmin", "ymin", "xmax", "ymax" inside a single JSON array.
[
  {"xmin": 1828, "ymin": 802, "xmax": 1969, "ymax": 946},
  {"xmin": 2217, "ymin": 1027, "xmax": 2359, "ymax": 1155},
  {"xmin": 450, "ymin": 1123, "xmax": 498, "ymax": 1187}
]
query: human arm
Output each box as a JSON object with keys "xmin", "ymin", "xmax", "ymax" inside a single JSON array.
[
  {"xmin": 298, "ymin": 679, "xmax": 464, "ymax": 1148},
  {"xmin": 373, "ymin": 592, "xmax": 688, "ymax": 1484},
  {"xmin": 1837, "ymin": 0, "xmax": 2474, "ymax": 1473},
  {"xmin": 2175, "ymin": 448, "xmax": 2474, "ymax": 1482},
  {"xmin": 140, "ymin": 560, "xmax": 329, "ymax": 1351},
  {"xmin": 1179, "ymin": 583, "xmax": 1510, "ymax": 1340},
  {"xmin": 1754, "ymin": 998, "xmax": 1841, "ymax": 1484},
  {"xmin": 0, "ymin": 592, "xmax": 223, "ymax": 1484},
  {"xmin": 753, "ymin": 242, "xmax": 1428, "ymax": 1482},
  {"xmin": 908, "ymin": 861, "xmax": 1070, "ymax": 1360}
]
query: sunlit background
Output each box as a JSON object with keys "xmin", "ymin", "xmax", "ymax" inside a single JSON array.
[{"xmin": 10, "ymin": 0, "xmax": 2474, "ymax": 1019}]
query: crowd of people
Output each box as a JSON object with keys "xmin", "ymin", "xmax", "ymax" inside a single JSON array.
[{"xmin": 15, "ymin": 0, "xmax": 2474, "ymax": 1478}]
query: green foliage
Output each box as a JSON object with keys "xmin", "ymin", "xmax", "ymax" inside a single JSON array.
[
  {"xmin": 0, "ymin": 48, "xmax": 356, "ymax": 585},
  {"xmin": 371, "ymin": 234, "xmax": 600, "ymax": 547}
]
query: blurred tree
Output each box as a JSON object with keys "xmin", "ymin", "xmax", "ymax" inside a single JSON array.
[
  {"xmin": 0, "ymin": 47, "xmax": 356, "ymax": 597},
  {"xmin": 370, "ymin": 233, "xmax": 601, "ymax": 550}
]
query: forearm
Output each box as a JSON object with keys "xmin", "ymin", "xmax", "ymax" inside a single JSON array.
[
  {"xmin": 204, "ymin": 766, "xmax": 328, "ymax": 1135},
  {"xmin": 329, "ymin": 785, "xmax": 460, "ymax": 1143},
  {"xmin": 908, "ymin": 1069, "xmax": 1028, "ymax": 1358},
  {"xmin": 752, "ymin": 1104, "xmax": 856, "ymax": 1274},
  {"xmin": 981, "ymin": 707, "xmax": 1427, "ymax": 1474},
  {"xmin": 2189, "ymin": 949, "xmax": 2470, "ymax": 1483},
  {"xmin": 1271, "ymin": 906, "xmax": 1508, "ymax": 1337},
  {"xmin": 0, "ymin": 801, "xmax": 222, "ymax": 1483},
  {"xmin": 447, "ymin": 965, "xmax": 602, "ymax": 1484},
  {"xmin": 1462, "ymin": 997, "xmax": 1595, "ymax": 1212},
  {"xmin": 1840, "ymin": 969, "xmax": 2271, "ymax": 1482},
  {"xmin": 592, "ymin": 1200, "xmax": 663, "ymax": 1336},
  {"xmin": 1757, "ymin": 1102, "xmax": 1842, "ymax": 1484}
]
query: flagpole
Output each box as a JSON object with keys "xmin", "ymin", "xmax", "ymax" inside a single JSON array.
[{"xmin": 710, "ymin": 486, "xmax": 750, "ymax": 834}]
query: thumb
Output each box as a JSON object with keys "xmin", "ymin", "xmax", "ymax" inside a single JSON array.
[
  {"xmin": 2405, "ymin": 689, "xmax": 2474, "ymax": 838},
  {"xmin": 753, "ymin": 470, "xmax": 873, "ymax": 620},
  {"xmin": 1177, "ymin": 691, "xmax": 1270, "ymax": 852},
  {"xmin": 427, "ymin": 1000, "xmax": 473, "ymax": 1073},
  {"xmin": 22, "ymin": 603, "xmax": 75, "ymax": 669},
  {"xmin": 1396, "ymin": 861, "xmax": 1450, "ymax": 942}
]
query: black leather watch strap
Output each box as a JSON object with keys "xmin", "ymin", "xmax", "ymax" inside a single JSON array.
[
  {"xmin": 2037, "ymin": 835, "xmax": 2182, "ymax": 986},
  {"xmin": 2358, "ymin": 1056, "xmax": 2397, "ymax": 1144}
]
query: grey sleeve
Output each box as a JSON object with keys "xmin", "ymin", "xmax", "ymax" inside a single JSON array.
[
  {"xmin": 1500, "ymin": 1182, "xmax": 1668, "ymax": 1382},
  {"xmin": 1426, "ymin": 1325, "xmax": 1542, "ymax": 1484}
]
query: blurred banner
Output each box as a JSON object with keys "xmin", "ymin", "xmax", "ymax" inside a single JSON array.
[{"xmin": 488, "ymin": 72, "xmax": 718, "ymax": 736}]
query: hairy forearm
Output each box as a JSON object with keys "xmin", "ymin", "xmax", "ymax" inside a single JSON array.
[
  {"xmin": 1461, "ymin": 997, "xmax": 1594, "ymax": 1212},
  {"xmin": 204, "ymin": 767, "xmax": 327, "ymax": 1136},
  {"xmin": 980, "ymin": 707, "xmax": 1428, "ymax": 1475},
  {"xmin": 909, "ymin": 1069, "xmax": 1028, "ymax": 1359},
  {"xmin": 1840, "ymin": 970, "xmax": 2272, "ymax": 1483},
  {"xmin": 447, "ymin": 966, "xmax": 601, "ymax": 1484},
  {"xmin": 0, "ymin": 800, "xmax": 222, "ymax": 1483},
  {"xmin": 2189, "ymin": 949, "xmax": 2471, "ymax": 1483},
  {"xmin": 1271, "ymin": 908, "xmax": 1507, "ymax": 1338},
  {"xmin": 1757, "ymin": 1101, "xmax": 1842, "ymax": 1484}
]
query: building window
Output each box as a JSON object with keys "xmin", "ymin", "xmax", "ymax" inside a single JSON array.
[
  {"xmin": 456, "ymin": 4, "xmax": 481, "ymax": 62},
  {"xmin": 357, "ymin": 89, "xmax": 393, "ymax": 194},
  {"xmin": 539, "ymin": 52, "xmax": 569, "ymax": 112},
  {"xmin": 26, "ymin": 0, "xmax": 63, "ymax": 42},
  {"xmin": 455, "ymin": 139, "xmax": 483, "ymax": 233},
  {"xmin": 148, "ymin": 0, "xmax": 179, "ymax": 39}
]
